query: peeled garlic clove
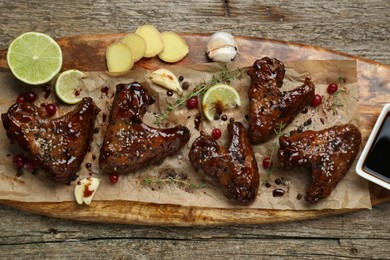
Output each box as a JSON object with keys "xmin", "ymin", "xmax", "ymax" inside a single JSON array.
[
  {"xmin": 206, "ymin": 32, "xmax": 238, "ymax": 62},
  {"xmin": 207, "ymin": 46, "xmax": 237, "ymax": 63},
  {"xmin": 148, "ymin": 69, "xmax": 183, "ymax": 94},
  {"xmin": 74, "ymin": 177, "xmax": 100, "ymax": 205}
]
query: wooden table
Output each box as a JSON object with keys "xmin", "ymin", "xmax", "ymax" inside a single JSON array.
[{"xmin": 0, "ymin": 0, "xmax": 389, "ymax": 258}]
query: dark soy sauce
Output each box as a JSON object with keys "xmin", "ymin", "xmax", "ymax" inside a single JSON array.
[{"xmin": 363, "ymin": 112, "xmax": 390, "ymax": 182}]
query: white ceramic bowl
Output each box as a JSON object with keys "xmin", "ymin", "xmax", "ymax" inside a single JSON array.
[{"xmin": 356, "ymin": 104, "xmax": 390, "ymax": 190}]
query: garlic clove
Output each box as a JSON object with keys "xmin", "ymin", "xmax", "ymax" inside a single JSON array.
[
  {"xmin": 206, "ymin": 32, "xmax": 238, "ymax": 62},
  {"xmin": 207, "ymin": 46, "xmax": 237, "ymax": 63},
  {"xmin": 148, "ymin": 69, "xmax": 183, "ymax": 94},
  {"xmin": 74, "ymin": 177, "xmax": 100, "ymax": 205}
]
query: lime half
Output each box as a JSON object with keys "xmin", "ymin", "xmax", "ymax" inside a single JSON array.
[
  {"xmin": 202, "ymin": 84, "xmax": 241, "ymax": 121},
  {"xmin": 7, "ymin": 32, "xmax": 62, "ymax": 85},
  {"xmin": 55, "ymin": 70, "xmax": 86, "ymax": 104}
]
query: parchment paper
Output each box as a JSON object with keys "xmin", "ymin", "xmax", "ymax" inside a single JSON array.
[{"xmin": 0, "ymin": 59, "xmax": 371, "ymax": 210}]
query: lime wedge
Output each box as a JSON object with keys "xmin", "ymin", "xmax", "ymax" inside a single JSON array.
[
  {"xmin": 6, "ymin": 32, "xmax": 63, "ymax": 85},
  {"xmin": 55, "ymin": 70, "xmax": 86, "ymax": 104},
  {"xmin": 202, "ymin": 84, "xmax": 241, "ymax": 121}
]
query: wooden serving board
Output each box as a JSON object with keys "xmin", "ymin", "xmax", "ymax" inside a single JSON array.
[{"xmin": 0, "ymin": 33, "xmax": 390, "ymax": 226}]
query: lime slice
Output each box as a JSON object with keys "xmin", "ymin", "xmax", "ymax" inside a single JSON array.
[
  {"xmin": 6, "ymin": 32, "xmax": 63, "ymax": 85},
  {"xmin": 55, "ymin": 70, "xmax": 86, "ymax": 104},
  {"xmin": 202, "ymin": 84, "xmax": 241, "ymax": 121}
]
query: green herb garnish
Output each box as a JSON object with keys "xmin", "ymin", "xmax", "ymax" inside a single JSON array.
[
  {"xmin": 153, "ymin": 65, "xmax": 242, "ymax": 125},
  {"xmin": 266, "ymin": 121, "xmax": 287, "ymax": 176},
  {"xmin": 143, "ymin": 176, "xmax": 207, "ymax": 189}
]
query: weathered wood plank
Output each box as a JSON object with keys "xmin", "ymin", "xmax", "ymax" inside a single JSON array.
[
  {"xmin": 0, "ymin": 204, "xmax": 389, "ymax": 243},
  {"xmin": 0, "ymin": 1, "xmax": 389, "ymax": 64},
  {"xmin": 1, "ymin": 32, "xmax": 390, "ymax": 225},
  {"xmin": 0, "ymin": 0, "xmax": 389, "ymax": 258},
  {"xmin": 1, "ymin": 236, "xmax": 389, "ymax": 259}
]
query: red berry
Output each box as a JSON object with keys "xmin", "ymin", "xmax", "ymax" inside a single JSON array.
[
  {"xmin": 13, "ymin": 154, "xmax": 25, "ymax": 169},
  {"xmin": 25, "ymin": 91, "xmax": 37, "ymax": 102},
  {"xmin": 186, "ymin": 97, "xmax": 198, "ymax": 109},
  {"xmin": 45, "ymin": 103, "xmax": 57, "ymax": 116},
  {"xmin": 327, "ymin": 83, "xmax": 338, "ymax": 94},
  {"xmin": 24, "ymin": 159, "xmax": 36, "ymax": 171},
  {"xmin": 263, "ymin": 157, "xmax": 272, "ymax": 169},
  {"xmin": 211, "ymin": 128, "xmax": 222, "ymax": 140},
  {"xmin": 109, "ymin": 172, "xmax": 119, "ymax": 184},
  {"xmin": 311, "ymin": 94, "xmax": 322, "ymax": 107},
  {"xmin": 16, "ymin": 95, "xmax": 26, "ymax": 103}
]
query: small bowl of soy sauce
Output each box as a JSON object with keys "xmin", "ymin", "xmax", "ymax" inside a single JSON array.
[{"xmin": 356, "ymin": 104, "xmax": 390, "ymax": 190}]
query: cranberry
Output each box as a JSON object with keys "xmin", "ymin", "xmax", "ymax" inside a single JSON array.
[
  {"xmin": 45, "ymin": 103, "xmax": 57, "ymax": 116},
  {"xmin": 166, "ymin": 90, "xmax": 173, "ymax": 97},
  {"xmin": 311, "ymin": 94, "xmax": 322, "ymax": 107},
  {"xmin": 109, "ymin": 172, "xmax": 119, "ymax": 184},
  {"xmin": 262, "ymin": 157, "xmax": 272, "ymax": 169},
  {"xmin": 211, "ymin": 128, "xmax": 222, "ymax": 140},
  {"xmin": 186, "ymin": 97, "xmax": 198, "ymax": 109},
  {"xmin": 327, "ymin": 83, "xmax": 338, "ymax": 94},
  {"xmin": 25, "ymin": 91, "xmax": 37, "ymax": 102},
  {"xmin": 13, "ymin": 154, "xmax": 25, "ymax": 169},
  {"xmin": 24, "ymin": 159, "xmax": 36, "ymax": 171},
  {"xmin": 16, "ymin": 95, "xmax": 26, "ymax": 103}
]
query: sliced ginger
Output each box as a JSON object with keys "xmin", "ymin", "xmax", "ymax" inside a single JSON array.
[
  {"xmin": 106, "ymin": 25, "xmax": 190, "ymax": 74},
  {"xmin": 135, "ymin": 25, "xmax": 164, "ymax": 58},
  {"xmin": 120, "ymin": 34, "xmax": 146, "ymax": 62},
  {"xmin": 106, "ymin": 42, "xmax": 134, "ymax": 74},
  {"xmin": 158, "ymin": 32, "xmax": 189, "ymax": 63}
]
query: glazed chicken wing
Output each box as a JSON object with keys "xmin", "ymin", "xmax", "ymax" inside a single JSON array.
[
  {"xmin": 247, "ymin": 57, "xmax": 315, "ymax": 143},
  {"xmin": 189, "ymin": 121, "xmax": 259, "ymax": 205},
  {"xmin": 2, "ymin": 97, "xmax": 100, "ymax": 184},
  {"xmin": 278, "ymin": 124, "xmax": 361, "ymax": 203},
  {"xmin": 99, "ymin": 82, "xmax": 190, "ymax": 174}
]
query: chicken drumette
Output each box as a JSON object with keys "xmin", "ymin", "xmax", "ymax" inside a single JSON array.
[
  {"xmin": 247, "ymin": 57, "xmax": 315, "ymax": 143},
  {"xmin": 189, "ymin": 121, "xmax": 259, "ymax": 205}
]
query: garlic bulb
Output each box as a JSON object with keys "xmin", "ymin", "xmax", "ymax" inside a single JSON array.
[{"xmin": 206, "ymin": 32, "xmax": 238, "ymax": 62}]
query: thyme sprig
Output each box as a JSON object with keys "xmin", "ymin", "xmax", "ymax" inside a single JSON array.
[
  {"xmin": 266, "ymin": 121, "xmax": 287, "ymax": 176},
  {"xmin": 143, "ymin": 176, "xmax": 207, "ymax": 189},
  {"xmin": 153, "ymin": 65, "xmax": 243, "ymax": 125},
  {"xmin": 330, "ymin": 77, "xmax": 347, "ymax": 115}
]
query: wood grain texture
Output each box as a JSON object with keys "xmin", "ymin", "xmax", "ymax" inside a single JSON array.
[
  {"xmin": 0, "ymin": 203, "xmax": 389, "ymax": 259},
  {"xmin": 0, "ymin": 0, "xmax": 389, "ymax": 65},
  {"xmin": 0, "ymin": 0, "xmax": 389, "ymax": 258},
  {"xmin": 1, "ymin": 33, "xmax": 390, "ymax": 226}
]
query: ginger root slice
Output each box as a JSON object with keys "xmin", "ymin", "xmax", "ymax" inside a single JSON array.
[
  {"xmin": 135, "ymin": 25, "xmax": 164, "ymax": 58},
  {"xmin": 106, "ymin": 42, "xmax": 134, "ymax": 74},
  {"xmin": 158, "ymin": 32, "xmax": 189, "ymax": 63},
  {"xmin": 120, "ymin": 34, "xmax": 146, "ymax": 62}
]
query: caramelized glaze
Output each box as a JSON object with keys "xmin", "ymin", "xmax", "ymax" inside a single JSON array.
[
  {"xmin": 99, "ymin": 82, "xmax": 190, "ymax": 174},
  {"xmin": 189, "ymin": 122, "xmax": 259, "ymax": 205},
  {"xmin": 1, "ymin": 98, "xmax": 100, "ymax": 184},
  {"xmin": 278, "ymin": 124, "xmax": 361, "ymax": 203},
  {"xmin": 247, "ymin": 57, "xmax": 315, "ymax": 143}
]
